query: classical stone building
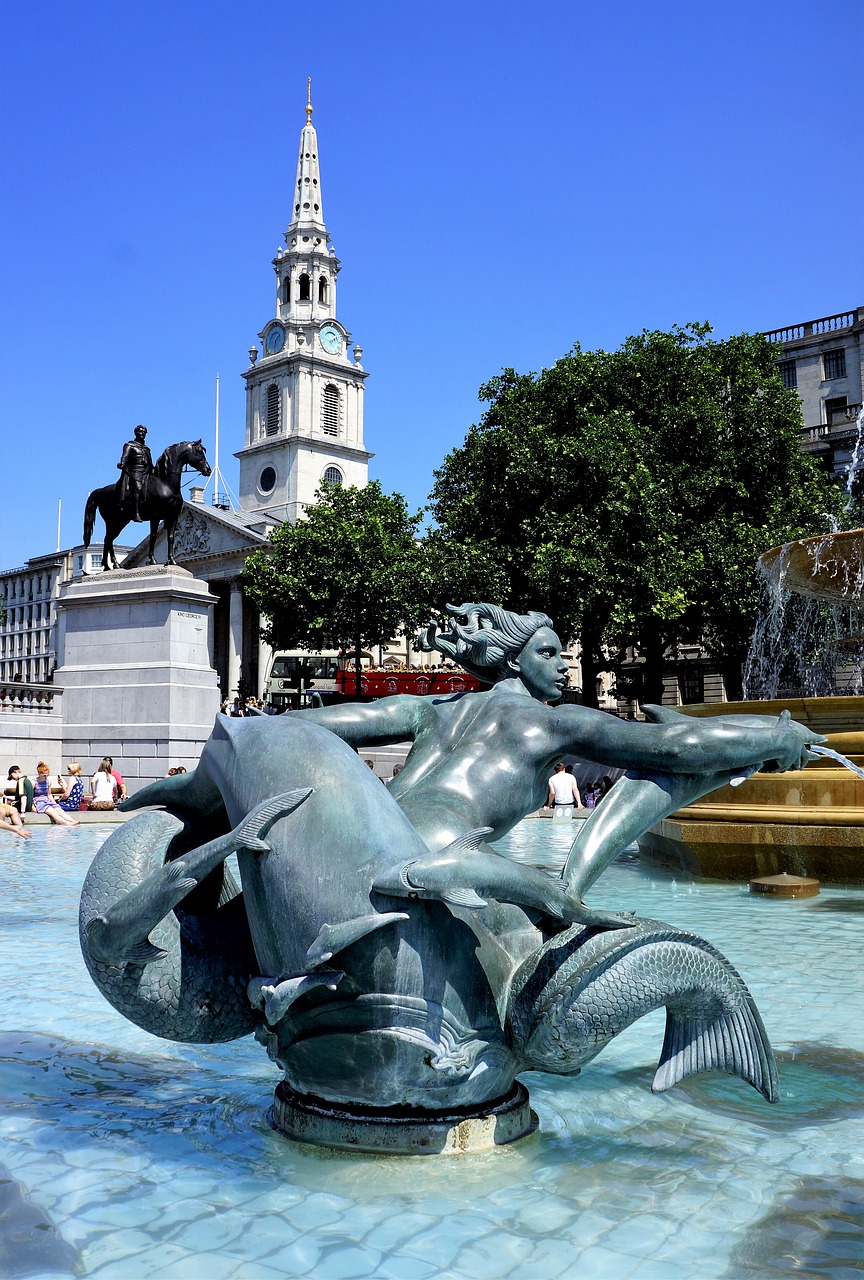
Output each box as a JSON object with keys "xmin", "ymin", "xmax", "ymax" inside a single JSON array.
[
  {"xmin": 765, "ymin": 306, "xmax": 864, "ymax": 481},
  {"xmin": 0, "ymin": 543, "xmax": 131, "ymax": 689}
]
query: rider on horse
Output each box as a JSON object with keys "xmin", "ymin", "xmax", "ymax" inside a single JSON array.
[{"xmin": 117, "ymin": 425, "xmax": 154, "ymax": 522}]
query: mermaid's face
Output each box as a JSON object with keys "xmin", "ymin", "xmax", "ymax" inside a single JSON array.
[{"xmin": 507, "ymin": 627, "xmax": 568, "ymax": 702}]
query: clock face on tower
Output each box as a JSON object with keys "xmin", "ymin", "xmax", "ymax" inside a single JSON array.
[
  {"xmin": 265, "ymin": 325, "xmax": 285, "ymax": 355},
  {"xmin": 319, "ymin": 324, "xmax": 342, "ymax": 356}
]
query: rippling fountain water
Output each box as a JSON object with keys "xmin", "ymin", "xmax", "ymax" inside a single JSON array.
[{"xmin": 3, "ymin": 823, "xmax": 864, "ymax": 1278}]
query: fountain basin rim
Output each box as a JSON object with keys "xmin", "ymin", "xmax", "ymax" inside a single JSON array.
[{"xmin": 759, "ymin": 528, "xmax": 864, "ymax": 603}]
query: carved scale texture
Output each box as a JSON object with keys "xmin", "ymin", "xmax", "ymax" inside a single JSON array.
[
  {"xmin": 506, "ymin": 920, "xmax": 778, "ymax": 1101},
  {"xmin": 78, "ymin": 811, "xmax": 257, "ymax": 1043}
]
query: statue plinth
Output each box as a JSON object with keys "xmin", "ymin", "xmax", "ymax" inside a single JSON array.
[
  {"xmin": 55, "ymin": 564, "xmax": 220, "ymax": 789},
  {"xmin": 272, "ymin": 1082, "xmax": 538, "ymax": 1155}
]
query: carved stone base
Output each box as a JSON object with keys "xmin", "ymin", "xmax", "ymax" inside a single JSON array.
[{"xmin": 271, "ymin": 1081, "xmax": 538, "ymax": 1155}]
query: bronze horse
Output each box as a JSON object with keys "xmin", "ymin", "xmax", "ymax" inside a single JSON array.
[{"xmin": 84, "ymin": 439, "xmax": 211, "ymax": 570}]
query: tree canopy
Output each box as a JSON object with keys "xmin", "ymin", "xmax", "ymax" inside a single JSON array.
[
  {"xmin": 429, "ymin": 324, "xmax": 846, "ymax": 706},
  {"xmin": 243, "ymin": 480, "xmax": 429, "ymax": 694}
]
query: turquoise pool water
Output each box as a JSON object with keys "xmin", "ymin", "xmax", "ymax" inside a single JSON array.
[{"xmin": 1, "ymin": 820, "xmax": 863, "ymax": 1279}]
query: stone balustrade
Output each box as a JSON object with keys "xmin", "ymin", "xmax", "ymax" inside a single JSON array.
[
  {"xmin": 0, "ymin": 681, "xmax": 62, "ymax": 715},
  {"xmin": 766, "ymin": 309, "xmax": 861, "ymax": 344}
]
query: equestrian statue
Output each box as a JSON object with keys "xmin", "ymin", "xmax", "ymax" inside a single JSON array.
[{"xmin": 83, "ymin": 425, "xmax": 211, "ymax": 569}]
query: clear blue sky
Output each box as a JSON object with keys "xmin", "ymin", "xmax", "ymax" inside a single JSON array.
[{"xmin": 2, "ymin": 0, "xmax": 862, "ymax": 570}]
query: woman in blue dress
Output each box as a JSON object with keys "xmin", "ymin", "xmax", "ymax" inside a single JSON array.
[{"xmin": 57, "ymin": 762, "xmax": 85, "ymax": 813}]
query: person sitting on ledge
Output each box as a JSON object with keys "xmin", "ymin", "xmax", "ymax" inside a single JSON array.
[
  {"xmin": 7, "ymin": 766, "xmax": 33, "ymax": 814},
  {"xmin": 0, "ymin": 799, "xmax": 32, "ymax": 838},
  {"xmin": 32, "ymin": 762, "xmax": 79, "ymax": 826},
  {"xmin": 90, "ymin": 761, "xmax": 117, "ymax": 811},
  {"xmin": 56, "ymin": 762, "xmax": 85, "ymax": 812},
  {"xmin": 289, "ymin": 603, "xmax": 821, "ymax": 906}
]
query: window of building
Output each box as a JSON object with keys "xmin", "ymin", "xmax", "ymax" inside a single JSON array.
[
  {"xmin": 679, "ymin": 665, "xmax": 704, "ymax": 705},
  {"xmin": 76, "ymin": 556, "xmax": 84, "ymax": 571},
  {"xmin": 825, "ymin": 396, "xmax": 848, "ymax": 426},
  {"xmin": 298, "ymin": 273, "xmax": 311, "ymax": 301},
  {"xmin": 282, "ymin": 276, "xmax": 290, "ymax": 305},
  {"xmin": 778, "ymin": 359, "xmax": 797, "ymax": 390},
  {"xmin": 823, "ymin": 349, "xmax": 847, "ymax": 380},
  {"xmin": 318, "ymin": 276, "xmax": 328, "ymax": 304},
  {"xmin": 259, "ymin": 466, "xmax": 277, "ymax": 494},
  {"xmin": 266, "ymin": 383, "xmax": 280, "ymax": 436},
  {"xmin": 323, "ymin": 466, "xmax": 343, "ymax": 486},
  {"xmin": 321, "ymin": 384, "xmax": 340, "ymax": 437}
]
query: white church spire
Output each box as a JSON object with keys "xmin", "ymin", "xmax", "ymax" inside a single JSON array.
[
  {"xmin": 237, "ymin": 81, "xmax": 371, "ymax": 527},
  {"xmin": 287, "ymin": 78, "xmax": 327, "ymax": 240}
]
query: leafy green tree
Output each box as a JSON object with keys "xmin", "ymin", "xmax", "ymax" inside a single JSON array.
[
  {"xmin": 244, "ymin": 481, "xmax": 430, "ymax": 695},
  {"xmin": 430, "ymin": 325, "xmax": 845, "ymax": 706}
]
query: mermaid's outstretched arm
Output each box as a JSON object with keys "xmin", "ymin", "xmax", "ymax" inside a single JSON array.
[
  {"xmin": 562, "ymin": 708, "xmax": 824, "ymax": 900},
  {"xmin": 292, "ymin": 695, "xmax": 426, "ymax": 748}
]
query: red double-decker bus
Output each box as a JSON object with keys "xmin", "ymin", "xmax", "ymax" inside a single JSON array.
[
  {"xmin": 265, "ymin": 650, "xmax": 481, "ymax": 710},
  {"xmin": 335, "ymin": 668, "xmax": 482, "ymax": 698}
]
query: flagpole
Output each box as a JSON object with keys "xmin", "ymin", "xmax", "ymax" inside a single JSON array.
[{"xmin": 214, "ymin": 374, "xmax": 220, "ymax": 503}]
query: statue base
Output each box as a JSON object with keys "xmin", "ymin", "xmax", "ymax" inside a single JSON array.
[{"xmin": 271, "ymin": 1082, "xmax": 538, "ymax": 1155}]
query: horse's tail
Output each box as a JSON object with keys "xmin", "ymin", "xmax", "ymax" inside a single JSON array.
[{"xmin": 83, "ymin": 491, "xmax": 98, "ymax": 547}]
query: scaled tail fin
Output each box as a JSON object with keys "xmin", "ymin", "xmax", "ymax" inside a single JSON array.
[{"xmin": 653, "ymin": 1000, "xmax": 779, "ymax": 1102}]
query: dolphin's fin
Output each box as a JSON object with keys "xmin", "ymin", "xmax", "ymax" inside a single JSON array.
[
  {"xmin": 118, "ymin": 939, "xmax": 169, "ymax": 966},
  {"xmin": 86, "ymin": 915, "xmax": 170, "ymax": 967},
  {"xmin": 641, "ymin": 704, "xmax": 690, "ymax": 724},
  {"xmin": 440, "ymin": 886, "xmax": 488, "ymax": 909},
  {"xmin": 652, "ymin": 1002, "xmax": 779, "ymax": 1103},
  {"xmin": 120, "ymin": 769, "xmax": 204, "ymax": 813},
  {"xmin": 236, "ymin": 788, "xmax": 313, "ymax": 853},
  {"xmin": 439, "ymin": 828, "xmax": 495, "ymax": 857},
  {"xmin": 305, "ymin": 912, "xmax": 409, "ymax": 968}
]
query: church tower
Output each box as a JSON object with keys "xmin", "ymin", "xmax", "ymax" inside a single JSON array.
[{"xmin": 237, "ymin": 81, "xmax": 371, "ymax": 525}]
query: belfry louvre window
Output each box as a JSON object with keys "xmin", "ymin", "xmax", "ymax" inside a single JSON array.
[
  {"xmin": 266, "ymin": 384, "xmax": 280, "ymax": 435},
  {"xmin": 823, "ymin": 349, "xmax": 847, "ymax": 380},
  {"xmin": 321, "ymin": 384, "xmax": 340, "ymax": 436}
]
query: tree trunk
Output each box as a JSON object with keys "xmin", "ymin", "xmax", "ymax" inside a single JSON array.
[
  {"xmin": 640, "ymin": 620, "xmax": 667, "ymax": 707},
  {"xmin": 578, "ymin": 624, "xmax": 602, "ymax": 709}
]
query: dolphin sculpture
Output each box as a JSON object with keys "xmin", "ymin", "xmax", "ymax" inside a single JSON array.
[
  {"xmin": 372, "ymin": 828, "xmax": 637, "ymax": 930},
  {"xmin": 80, "ymin": 713, "xmax": 780, "ymax": 1125}
]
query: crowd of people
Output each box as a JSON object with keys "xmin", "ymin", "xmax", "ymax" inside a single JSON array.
[
  {"xmin": 0, "ymin": 755, "xmax": 183, "ymax": 836},
  {"xmin": 220, "ymin": 696, "xmax": 278, "ymax": 717}
]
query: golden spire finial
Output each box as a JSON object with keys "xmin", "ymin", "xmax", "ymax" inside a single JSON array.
[{"xmin": 306, "ymin": 77, "xmax": 313, "ymax": 125}]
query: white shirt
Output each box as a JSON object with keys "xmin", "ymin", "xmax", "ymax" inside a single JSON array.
[{"xmin": 548, "ymin": 772, "xmax": 578, "ymax": 805}]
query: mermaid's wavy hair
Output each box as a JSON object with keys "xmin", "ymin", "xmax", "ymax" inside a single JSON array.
[{"xmin": 417, "ymin": 603, "xmax": 555, "ymax": 684}]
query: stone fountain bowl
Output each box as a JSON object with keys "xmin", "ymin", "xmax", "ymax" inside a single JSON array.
[
  {"xmin": 760, "ymin": 529, "xmax": 864, "ymax": 603},
  {"xmin": 637, "ymin": 697, "xmax": 864, "ymax": 884}
]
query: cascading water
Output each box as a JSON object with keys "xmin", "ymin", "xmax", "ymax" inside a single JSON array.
[
  {"xmin": 742, "ymin": 551, "xmax": 864, "ymax": 698},
  {"xmin": 743, "ymin": 406, "xmax": 864, "ymax": 699}
]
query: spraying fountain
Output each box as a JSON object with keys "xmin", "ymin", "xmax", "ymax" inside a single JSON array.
[{"xmin": 639, "ymin": 473, "xmax": 864, "ymax": 883}]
